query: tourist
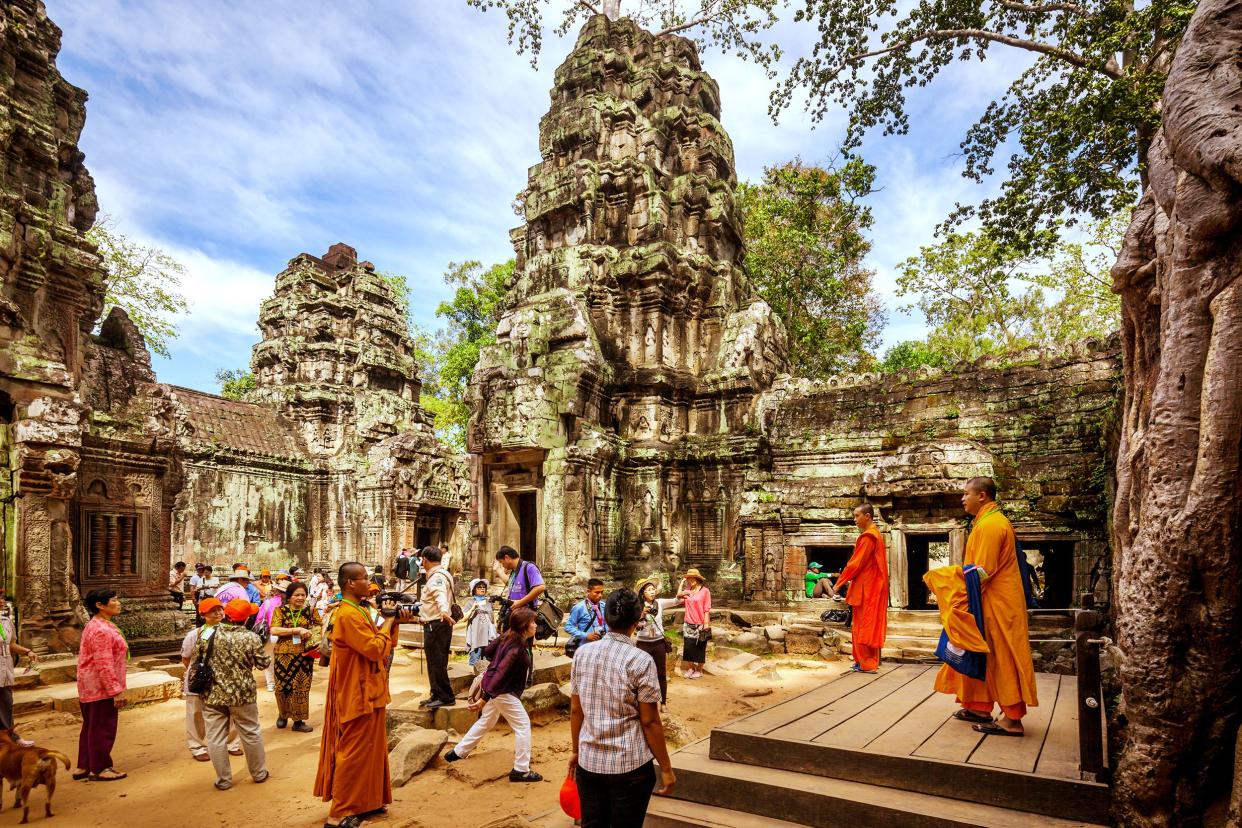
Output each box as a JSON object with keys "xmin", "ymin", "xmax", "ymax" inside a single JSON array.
[
  {"xmin": 676, "ymin": 569, "xmax": 711, "ymax": 679},
  {"xmin": 199, "ymin": 597, "xmax": 270, "ymax": 790},
  {"xmin": 569, "ymin": 588, "xmax": 675, "ymax": 826},
  {"xmin": 288, "ymin": 565, "xmax": 302, "ymax": 582},
  {"xmin": 201, "ymin": 565, "xmax": 220, "ymax": 596},
  {"xmin": 213, "ymin": 569, "xmax": 252, "ymax": 606},
  {"xmin": 270, "ymin": 581, "xmax": 320, "ymax": 732},
  {"xmin": 464, "ymin": 578, "xmax": 497, "ymax": 671},
  {"xmin": 394, "ymin": 549, "xmax": 411, "ymax": 590},
  {"xmin": 416, "ymin": 546, "xmax": 456, "ymax": 709},
  {"xmin": 565, "ymin": 578, "xmax": 607, "ymax": 657},
  {"xmin": 313, "ymin": 574, "xmax": 335, "ymax": 616},
  {"xmin": 168, "ymin": 561, "xmax": 188, "ymax": 607},
  {"xmin": 74, "ymin": 589, "xmax": 128, "ymax": 782},
  {"xmin": 0, "ymin": 602, "xmax": 39, "ymax": 747},
  {"xmin": 244, "ymin": 574, "xmax": 263, "ymax": 605},
  {"xmin": 314, "ymin": 562, "xmax": 411, "ymax": 828},
  {"xmin": 256, "ymin": 569, "xmax": 274, "ymax": 601},
  {"xmin": 805, "ymin": 562, "xmax": 832, "ymax": 598},
  {"xmin": 444, "ymin": 606, "xmax": 541, "ymax": 781},
  {"xmin": 496, "ymin": 546, "xmax": 545, "ymax": 630},
  {"xmin": 255, "ymin": 580, "xmax": 285, "ymax": 692},
  {"xmin": 827, "ymin": 504, "xmax": 889, "ymax": 673},
  {"xmin": 188, "ymin": 563, "xmax": 208, "ymax": 598},
  {"xmin": 370, "ymin": 565, "xmax": 386, "ymax": 590},
  {"xmin": 439, "ymin": 542, "xmax": 452, "ymax": 574},
  {"xmin": 180, "ymin": 598, "xmax": 242, "ymax": 762},
  {"xmin": 634, "ymin": 578, "xmax": 678, "ymax": 705},
  {"xmin": 310, "ymin": 568, "xmax": 324, "ymax": 594},
  {"xmin": 938, "ymin": 477, "xmax": 1039, "ymax": 736}
]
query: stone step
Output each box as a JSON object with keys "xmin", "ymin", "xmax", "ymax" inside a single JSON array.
[
  {"xmin": 13, "ymin": 669, "xmax": 182, "ymax": 717},
  {"xmin": 670, "ymin": 749, "xmax": 1107, "ymax": 828}
]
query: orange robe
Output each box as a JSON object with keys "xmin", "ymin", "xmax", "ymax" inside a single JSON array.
[
  {"xmin": 933, "ymin": 503, "xmax": 1039, "ymax": 718},
  {"xmin": 314, "ymin": 601, "xmax": 398, "ymax": 819},
  {"xmin": 837, "ymin": 525, "xmax": 888, "ymax": 671}
]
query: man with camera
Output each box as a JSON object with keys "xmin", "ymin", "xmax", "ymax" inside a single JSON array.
[
  {"xmin": 416, "ymin": 546, "xmax": 457, "ymax": 709},
  {"xmin": 314, "ymin": 561, "xmax": 414, "ymax": 828}
]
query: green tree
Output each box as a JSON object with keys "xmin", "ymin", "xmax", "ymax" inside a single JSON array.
[
  {"xmin": 737, "ymin": 158, "xmax": 885, "ymax": 375},
  {"xmin": 215, "ymin": 368, "xmax": 256, "ymax": 401},
  {"xmin": 87, "ymin": 216, "xmax": 190, "ymax": 358},
  {"xmin": 894, "ymin": 212, "xmax": 1124, "ymax": 363},
  {"xmin": 465, "ymin": 0, "xmax": 782, "ymax": 70},
  {"xmin": 777, "ymin": 0, "xmax": 1195, "ymax": 253},
  {"xmin": 878, "ymin": 340, "xmax": 949, "ymax": 374}
]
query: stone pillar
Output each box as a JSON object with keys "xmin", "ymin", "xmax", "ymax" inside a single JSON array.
[
  {"xmin": 950, "ymin": 527, "xmax": 967, "ymax": 566},
  {"xmin": 888, "ymin": 529, "xmax": 908, "ymax": 609}
]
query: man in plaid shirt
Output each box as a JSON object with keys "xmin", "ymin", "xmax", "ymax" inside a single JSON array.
[{"xmin": 569, "ymin": 587, "xmax": 675, "ymax": 827}]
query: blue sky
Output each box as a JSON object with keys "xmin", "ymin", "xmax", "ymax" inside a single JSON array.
[{"xmin": 47, "ymin": 0, "xmax": 1032, "ymax": 393}]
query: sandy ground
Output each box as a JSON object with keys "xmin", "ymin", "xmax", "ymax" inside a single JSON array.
[{"xmin": 10, "ymin": 650, "xmax": 839, "ymax": 828}]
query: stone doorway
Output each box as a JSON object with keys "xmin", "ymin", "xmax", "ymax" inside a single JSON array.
[
  {"xmin": 513, "ymin": 491, "xmax": 538, "ymax": 563},
  {"xmin": 906, "ymin": 534, "xmax": 951, "ymax": 610},
  {"xmin": 1019, "ymin": 539, "xmax": 1076, "ymax": 608},
  {"xmin": 805, "ymin": 545, "xmax": 854, "ymax": 582}
]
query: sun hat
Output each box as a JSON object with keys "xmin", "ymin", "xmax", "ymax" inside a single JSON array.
[
  {"xmin": 223, "ymin": 598, "xmax": 259, "ymax": 622},
  {"xmin": 682, "ymin": 568, "xmax": 705, "ymax": 583},
  {"xmin": 635, "ymin": 578, "xmax": 659, "ymax": 596},
  {"xmin": 229, "ymin": 569, "xmax": 253, "ymax": 581},
  {"xmin": 197, "ymin": 597, "xmax": 223, "ymax": 615},
  {"xmin": 469, "ymin": 578, "xmax": 489, "ymax": 594},
  {"xmin": 259, "ymin": 568, "xmax": 271, "ymax": 577}
]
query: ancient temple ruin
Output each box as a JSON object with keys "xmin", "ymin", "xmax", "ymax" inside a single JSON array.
[{"xmin": 468, "ymin": 14, "xmax": 1120, "ymax": 611}]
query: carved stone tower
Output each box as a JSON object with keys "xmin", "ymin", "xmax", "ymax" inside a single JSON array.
[{"xmin": 469, "ymin": 15, "xmax": 787, "ymax": 588}]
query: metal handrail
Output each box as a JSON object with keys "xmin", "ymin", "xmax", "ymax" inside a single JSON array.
[{"xmin": 1074, "ymin": 593, "xmax": 1109, "ymax": 782}]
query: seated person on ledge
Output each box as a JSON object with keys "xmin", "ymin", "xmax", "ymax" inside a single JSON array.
[{"xmin": 806, "ymin": 562, "xmax": 833, "ymax": 598}]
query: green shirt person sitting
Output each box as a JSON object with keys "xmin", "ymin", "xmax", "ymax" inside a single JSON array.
[{"xmin": 805, "ymin": 562, "xmax": 832, "ymax": 598}]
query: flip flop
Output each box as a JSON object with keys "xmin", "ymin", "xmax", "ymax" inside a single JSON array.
[
  {"xmin": 89, "ymin": 769, "xmax": 128, "ymax": 781},
  {"xmin": 323, "ymin": 816, "xmax": 366, "ymax": 828},
  {"xmin": 973, "ymin": 721, "xmax": 1024, "ymax": 737},
  {"xmin": 953, "ymin": 709, "xmax": 994, "ymax": 724},
  {"xmin": 72, "ymin": 770, "xmax": 89, "ymax": 781}
]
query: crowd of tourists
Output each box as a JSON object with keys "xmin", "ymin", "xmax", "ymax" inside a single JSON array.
[{"xmin": 1, "ymin": 474, "xmax": 1036, "ymax": 828}]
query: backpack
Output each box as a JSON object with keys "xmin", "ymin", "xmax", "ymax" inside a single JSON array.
[
  {"xmin": 431, "ymin": 570, "xmax": 465, "ymax": 624},
  {"xmin": 187, "ymin": 627, "xmax": 219, "ymax": 696}
]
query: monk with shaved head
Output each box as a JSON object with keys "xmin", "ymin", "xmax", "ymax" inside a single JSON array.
[
  {"xmin": 936, "ymin": 477, "xmax": 1039, "ymax": 736},
  {"xmin": 314, "ymin": 561, "xmax": 413, "ymax": 827},
  {"xmin": 828, "ymin": 503, "xmax": 889, "ymax": 673}
]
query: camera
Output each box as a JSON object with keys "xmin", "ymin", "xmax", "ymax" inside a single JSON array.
[{"xmin": 376, "ymin": 591, "xmax": 420, "ymax": 618}]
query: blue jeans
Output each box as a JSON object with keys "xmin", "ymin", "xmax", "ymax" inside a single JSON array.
[{"xmin": 468, "ymin": 647, "xmax": 485, "ymax": 667}]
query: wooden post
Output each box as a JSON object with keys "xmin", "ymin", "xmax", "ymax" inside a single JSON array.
[{"xmin": 1074, "ymin": 592, "xmax": 1106, "ymax": 781}]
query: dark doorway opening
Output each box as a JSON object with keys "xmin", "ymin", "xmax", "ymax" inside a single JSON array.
[
  {"xmin": 1019, "ymin": 540, "xmax": 1076, "ymax": 608},
  {"xmin": 516, "ymin": 492, "xmax": 538, "ymax": 563},
  {"xmin": 906, "ymin": 534, "xmax": 951, "ymax": 610},
  {"xmin": 805, "ymin": 546, "xmax": 854, "ymax": 582},
  {"xmin": 415, "ymin": 527, "xmax": 432, "ymax": 550}
]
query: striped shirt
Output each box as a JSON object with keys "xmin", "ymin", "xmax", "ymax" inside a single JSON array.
[{"xmin": 571, "ymin": 631, "xmax": 662, "ymax": 774}]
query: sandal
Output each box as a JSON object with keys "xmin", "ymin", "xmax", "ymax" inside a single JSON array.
[
  {"xmin": 973, "ymin": 721, "xmax": 1024, "ymax": 737},
  {"xmin": 953, "ymin": 709, "xmax": 994, "ymax": 724},
  {"xmin": 72, "ymin": 770, "xmax": 89, "ymax": 781},
  {"xmin": 89, "ymin": 769, "xmax": 127, "ymax": 781},
  {"xmin": 323, "ymin": 816, "xmax": 366, "ymax": 828}
]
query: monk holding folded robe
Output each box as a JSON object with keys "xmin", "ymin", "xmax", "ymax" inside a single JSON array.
[
  {"xmin": 935, "ymin": 476, "xmax": 1039, "ymax": 736},
  {"xmin": 829, "ymin": 503, "xmax": 889, "ymax": 673}
]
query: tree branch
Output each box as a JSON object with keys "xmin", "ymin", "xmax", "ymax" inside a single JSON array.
[
  {"xmin": 657, "ymin": 0, "xmax": 722, "ymax": 37},
  {"xmin": 849, "ymin": 28, "xmax": 1121, "ymax": 79},
  {"xmin": 997, "ymin": 0, "xmax": 1090, "ymax": 17},
  {"xmin": 577, "ymin": 0, "xmax": 600, "ymax": 15}
]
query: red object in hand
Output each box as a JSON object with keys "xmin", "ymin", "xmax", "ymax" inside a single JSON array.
[{"xmin": 560, "ymin": 774, "xmax": 582, "ymax": 820}]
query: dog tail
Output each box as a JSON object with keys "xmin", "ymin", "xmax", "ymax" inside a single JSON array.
[{"xmin": 44, "ymin": 751, "xmax": 70, "ymax": 770}]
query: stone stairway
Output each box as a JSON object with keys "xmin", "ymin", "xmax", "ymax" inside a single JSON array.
[{"xmin": 12, "ymin": 652, "xmax": 184, "ymax": 718}]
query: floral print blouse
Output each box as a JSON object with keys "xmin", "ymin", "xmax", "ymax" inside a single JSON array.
[{"xmin": 77, "ymin": 616, "xmax": 128, "ymax": 703}]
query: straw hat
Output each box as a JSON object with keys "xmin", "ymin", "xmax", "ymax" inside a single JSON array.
[
  {"xmin": 682, "ymin": 568, "xmax": 705, "ymax": 583},
  {"xmin": 228, "ymin": 569, "xmax": 253, "ymax": 581},
  {"xmin": 635, "ymin": 577, "xmax": 659, "ymax": 596}
]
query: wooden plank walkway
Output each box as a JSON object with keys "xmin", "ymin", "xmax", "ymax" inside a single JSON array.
[{"xmin": 718, "ymin": 663, "xmax": 1083, "ymax": 782}]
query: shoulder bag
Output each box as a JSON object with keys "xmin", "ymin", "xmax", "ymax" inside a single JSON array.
[{"xmin": 187, "ymin": 628, "xmax": 218, "ymax": 696}]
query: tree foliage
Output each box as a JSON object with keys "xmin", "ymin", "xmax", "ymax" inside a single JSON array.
[
  {"xmin": 215, "ymin": 368, "xmax": 256, "ymax": 401},
  {"xmin": 778, "ymin": 0, "xmax": 1194, "ymax": 253},
  {"xmin": 892, "ymin": 211, "xmax": 1124, "ymax": 364},
  {"xmin": 87, "ymin": 216, "xmax": 190, "ymax": 358},
  {"xmin": 465, "ymin": 0, "xmax": 782, "ymax": 71},
  {"xmin": 737, "ymin": 158, "xmax": 884, "ymax": 375},
  {"xmin": 878, "ymin": 340, "xmax": 948, "ymax": 374}
]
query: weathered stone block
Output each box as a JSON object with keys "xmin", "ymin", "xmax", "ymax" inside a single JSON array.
[{"xmin": 390, "ymin": 728, "xmax": 448, "ymax": 786}]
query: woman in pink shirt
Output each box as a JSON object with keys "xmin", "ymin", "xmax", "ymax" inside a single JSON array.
[
  {"xmin": 677, "ymin": 569, "xmax": 712, "ymax": 679},
  {"xmin": 75, "ymin": 589, "xmax": 129, "ymax": 781}
]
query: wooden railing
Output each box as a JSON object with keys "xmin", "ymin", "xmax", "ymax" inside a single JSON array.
[{"xmin": 1074, "ymin": 592, "xmax": 1110, "ymax": 782}]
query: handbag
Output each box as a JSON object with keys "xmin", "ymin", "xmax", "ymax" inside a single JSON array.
[
  {"xmin": 187, "ymin": 627, "xmax": 218, "ymax": 695},
  {"xmin": 318, "ymin": 610, "xmax": 335, "ymax": 668}
]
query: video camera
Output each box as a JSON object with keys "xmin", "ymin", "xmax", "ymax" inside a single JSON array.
[{"xmin": 376, "ymin": 591, "xmax": 421, "ymax": 618}]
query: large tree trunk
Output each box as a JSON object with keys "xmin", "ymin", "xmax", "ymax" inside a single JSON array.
[{"xmin": 1110, "ymin": 1, "xmax": 1242, "ymax": 825}]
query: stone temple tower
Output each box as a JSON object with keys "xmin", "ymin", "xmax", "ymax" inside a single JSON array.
[{"xmin": 469, "ymin": 15, "xmax": 787, "ymax": 589}]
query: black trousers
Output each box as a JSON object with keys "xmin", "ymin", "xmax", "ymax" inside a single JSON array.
[
  {"xmin": 424, "ymin": 620, "xmax": 454, "ymax": 703},
  {"xmin": 577, "ymin": 760, "xmax": 657, "ymax": 828}
]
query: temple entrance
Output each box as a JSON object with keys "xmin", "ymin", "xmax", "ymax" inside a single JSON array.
[
  {"xmin": 415, "ymin": 527, "xmax": 432, "ymax": 549},
  {"xmin": 515, "ymin": 491, "xmax": 538, "ymax": 562},
  {"xmin": 805, "ymin": 545, "xmax": 854, "ymax": 582},
  {"xmin": 1019, "ymin": 539, "xmax": 1076, "ymax": 608},
  {"xmin": 906, "ymin": 534, "xmax": 951, "ymax": 610}
]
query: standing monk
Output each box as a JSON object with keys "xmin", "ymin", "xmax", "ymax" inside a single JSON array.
[
  {"xmin": 830, "ymin": 504, "xmax": 889, "ymax": 673},
  {"xmin": 314, "ymin": 562, "xmax": 412, "ymax": 828},
  {"xmin": 937, "ymin": 477, "xmax": 1038, "ymax": 736}
]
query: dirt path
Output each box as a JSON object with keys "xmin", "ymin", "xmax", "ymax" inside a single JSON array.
[{"xmin": 14, "ymin": 653, "xmax": 837, "ymax": 828}]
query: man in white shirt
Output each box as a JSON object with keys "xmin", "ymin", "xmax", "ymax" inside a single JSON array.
[
  {"xmin": 416, "ymin": 547, "xmax": 455, "ymax": 709},
  {"xmin": 168, "ymin": 561, "xmax": 187, "ymax": 607},
  {"xmin": 180, "ymin": 598, "xmax": 241, "ymax": 761}
]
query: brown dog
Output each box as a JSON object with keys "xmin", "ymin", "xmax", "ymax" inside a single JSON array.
[{"xmin": 0, "ymin": 730, "xmax": 69, "ymax": 824}]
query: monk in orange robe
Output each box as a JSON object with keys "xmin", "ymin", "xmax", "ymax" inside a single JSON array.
[
  {"xmin": 315, "ymin": 561, "xmax": 410, "ymax": 827},
  {"xmin": 935, "ymin": 476, "xmax": 1039, "ymax": 736},
  {"xmin": 830, "ymin": 504, "xmax": 889, "ymax": 673}
]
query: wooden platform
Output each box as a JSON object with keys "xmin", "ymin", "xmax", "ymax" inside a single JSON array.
[{"xmin": 662, "ymin": 664, "xmax": 1109, "ymax": 827}]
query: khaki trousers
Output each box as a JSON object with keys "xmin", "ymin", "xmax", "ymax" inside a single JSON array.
[
  {"xmin": 202, "ymin": 701, "xmax": 266, "ymax": 786},
  {"xmin": 185, "ymin": 694, "xmax": 239, "ymax": 755}
]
